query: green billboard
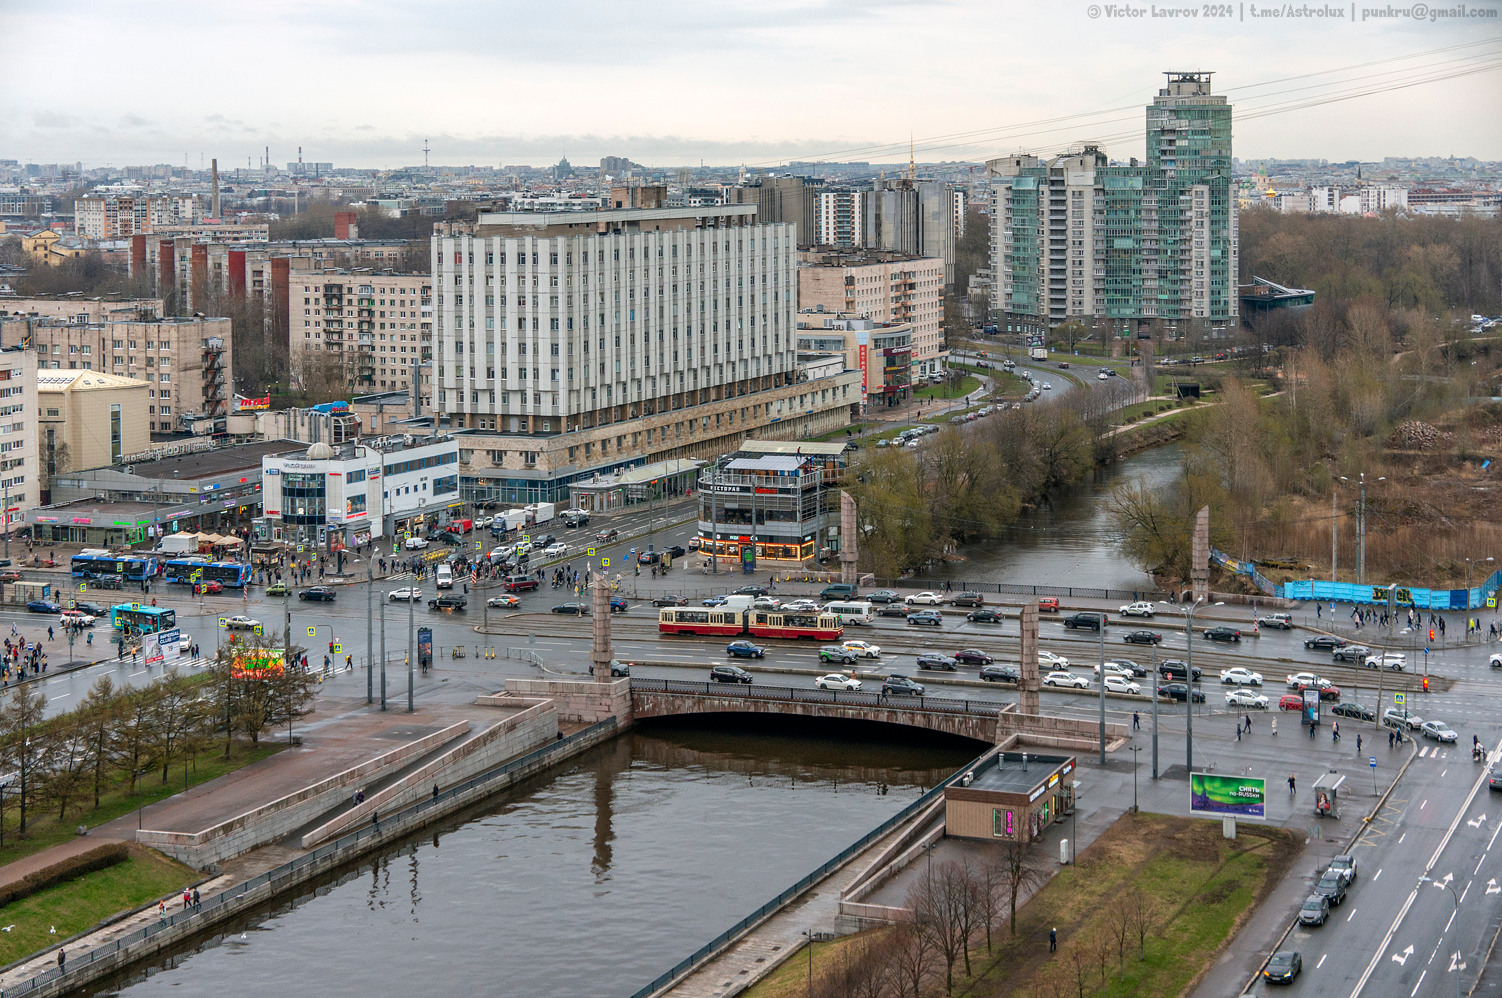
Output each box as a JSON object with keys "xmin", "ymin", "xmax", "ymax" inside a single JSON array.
[{"xmin": 1190, "ymin": 772, "xmax": 1265, "ymax": 819}]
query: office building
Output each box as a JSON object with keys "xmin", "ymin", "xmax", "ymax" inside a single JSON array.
[
  {"xmin": 797, "ymin": 251, "xmax": 945, "ymax": 379},
  {"xmin": 864, "ymin": 179, "xmax": 962, "ymax": 285},
  {"xmin": 723, "ymin": 176, "xmax": 820, "ymax": 242},
  {"xmin": 796, "ymin": 310, "xmax": 912, "ymax": 407},
  {"xmin": 38, "ymin": 370, "xmax": 151, "ymax": 489},
  {"xmin": 989, "ymin": 71, "xmax": 1238, "ymax": 335}
]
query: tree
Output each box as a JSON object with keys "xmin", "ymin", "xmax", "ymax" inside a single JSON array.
[
  {"xmin": 887, "ymin": 922, "xmax": 934, "ymax": 998},
  {"xmin": 78, "ymin": 676, "xmax": 121, "ymax": 808},
  {"xmin": 995, "ymin": 838, "xmax": 1046, "ymax": 938},
  {"xmin": 1122, "ymin": 890, "xmax": 1157, "ymax": 959},
  {"xmin": 908, "ymin": 860, "xmax": 973, "ymax": 994},
  {"xmin": 209, "ymin": 637, "xmax": 317, "ymax": 747},
  {"xmin": 0, "ymin": 689, "xmax": 49, "ymax": 834}
]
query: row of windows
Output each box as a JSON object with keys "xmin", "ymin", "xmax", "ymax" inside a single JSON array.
[{"xmin": 383, "ymin": 451, "xmax": 458, "ymax": 477}]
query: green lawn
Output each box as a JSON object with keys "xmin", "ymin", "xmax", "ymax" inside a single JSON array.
[
  {"xmin": 0, "ymin": 849, "xmax": 194, "ymax": 965},
  {"xmin": 0, "ymin": 742, "xmax": 281, "ymax": 869},
  {"xmin": 914, "ymin": 376, "xmax": 981, "ymax": 401}
]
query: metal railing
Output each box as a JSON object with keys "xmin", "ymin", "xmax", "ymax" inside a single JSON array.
[
  {"xmin": 11, "ymin": 717, "xmax": 619, "ymax": 996},
  {"xmin": 625, "ymin": 749, "xmax": 988, "ymax": 998},
  {"xmin": 864, "ymin": 579, "xmax": 1164, "ymax": 603},
  {"xmin": 631, "ymin": 678, "xmax": 1003, "ymax": 717}
]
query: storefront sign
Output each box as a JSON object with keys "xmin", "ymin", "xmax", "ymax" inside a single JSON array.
[{"xmin": 239, "ymin": 396, "xmax": 271, "ymax": 411}]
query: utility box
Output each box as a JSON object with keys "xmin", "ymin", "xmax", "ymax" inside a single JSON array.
[{"xmin": 1060, "ymin": 839, "xmax": 1070, "ymax": 864}]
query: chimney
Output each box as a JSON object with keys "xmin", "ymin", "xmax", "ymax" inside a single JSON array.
[
  {"xmin": 211, "ymin": 158, "xmax": 220, "ymax": 220},
  {"xmin": 334, "ymin": 211, "xmax": 358, "ymax": 240}
]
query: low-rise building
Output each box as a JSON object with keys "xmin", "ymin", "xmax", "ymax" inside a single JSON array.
[
  {"xmin": 796, "ymin": 310, "xmax": 913, "ymax": 409},
  {"xmin": 21, "ymin": 230, "xmax": 87, "ymax": 266},
  {"xmin": 37, "ymin": 370, "xmax": 151, "ymax": 492},
  {"xmin": 944, "ymin": 751, "xmax": 1076, "ymax": 843},
  {"xmin": 696, "ymin": 453, "xmax": 831, "ymax": 565}
]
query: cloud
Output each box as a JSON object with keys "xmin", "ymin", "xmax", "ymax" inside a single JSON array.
[{"xmin": 31, "ymin": 111, "xmax": 81, "ymax": 129}]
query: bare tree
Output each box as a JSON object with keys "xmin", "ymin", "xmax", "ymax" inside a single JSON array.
[
  {"xmin": 908, "ymin": 861, "xmax": 972, "ymax": 994},
  {"xmin": 997, "ymin": 838, "xmax": 1047, "ymax": 937},
  {"xmin": 888, "ymin": 922, "xmax": 934, "ymax": 998},
  {"xmin": 1122, "ymin": 890, "xmax": 1157, "ymax": 960},
  {"xmin": 1069, "ymin": 944, "xmax": 1090, "ymax": 998},
  {"xmin": 1108, "ymin": 897, "xmax": 1132, "ymax": 977}
]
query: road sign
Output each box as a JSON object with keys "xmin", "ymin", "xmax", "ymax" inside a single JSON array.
[
  {"xmin": 333, "ymin": 642, "xmax": 342, "ymax": 654},
  {"xmin": 78, "ymin": 583, "xmax": 86, "ymax": 592},
  {"xmin": 1490, "ymin": 596, "xmax": 1497, "ymax": 609},
  {"xmin": 307, "ymin": 626, "xmax": 316, "ymax": 637},
  {"xmin": 218, "ymin": 617, "xmax": 228, "ymax": 629},
  {"xmin": 252, "ymin": 624, "xmax": 264, "ymax": 635},
  {"xmin": 1395, "ymin": 692, "xmax": 1406, "ymax": 706},
  {"xmin": 1370, "ymin": 756, "xmax": 1378, "ymax": 768},
  {"xmin": 602, "ymin": 558, "xmax": 610, "ymax": 567},
  {"xmin": 587, "ymin": 548, "xmax": 596, "ymax": 557}
]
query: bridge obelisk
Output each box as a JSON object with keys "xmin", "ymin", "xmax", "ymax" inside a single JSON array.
[{"xmin": 591, "ymin": 569, "xmax": 612, "ymax": 683}]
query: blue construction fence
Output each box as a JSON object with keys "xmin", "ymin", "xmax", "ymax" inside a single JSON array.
[{"xmin": 1213, "ymin": 549, "xmax": 1501, "ymax": 610}]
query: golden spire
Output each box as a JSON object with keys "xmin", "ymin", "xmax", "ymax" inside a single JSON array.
[{"xmin": 908, "ymin": 134, "xmax": 916, "ymax": 181}]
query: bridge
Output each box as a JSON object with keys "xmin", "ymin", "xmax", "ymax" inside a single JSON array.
[{"xmin": 630, "ymin": 679, "xmax": 1005, "ymax": 743}]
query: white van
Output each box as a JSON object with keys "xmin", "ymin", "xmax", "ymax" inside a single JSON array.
[
  {"xmin": 435, "ymin": 564, "xmax": 453, "ymax": 589},
  {"xmin": 823, "ymin": 601, "xmax": 875, "ymax": 626}
]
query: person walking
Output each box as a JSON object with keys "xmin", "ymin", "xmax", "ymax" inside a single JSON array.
[
  {"xmin": 1271, "ymin": 718, "xmax": 1277, "ymax": 736},
  {"xmin": 1132, "ymin": 710, "xmax": 1140, "ymax": 731},
  {"xmin": 1244, "ymin": 713, "xmax": 1252, "ymax": 733},
  {"xmin": 1389, "ymin": 728, "xmax": 1396, "ymax": 748},
  {"xmin": 58, "ymin": 948, "xmax": 65, "ymax": 971},
  {"xmin": 1332, "ymin": 721, "xmax": 1340, "ymax": 742},
  {"xmin": 1236, "ymin": 723, "xmax": 1242, "ymax": 742},
  {"xmin": 1288, "ymin": 774, "xmax": 1297, "ymax": 795},
  {"xmin": 1049, "ymin": 927, "xmax": 1057, "ymax": 952},
  {"xmin": 1356, "ymin": 733, "xmax": 1362, "ymax": 754}
]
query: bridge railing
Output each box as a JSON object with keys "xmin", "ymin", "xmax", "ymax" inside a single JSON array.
[{"xmin": 631, "ymin": 678, "xmax": 1003, "ymax": 717}]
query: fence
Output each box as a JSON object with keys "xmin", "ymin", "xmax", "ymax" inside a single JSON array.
[
  {"xmin": 632, "ymin": 678, "xmax": 1004, "ymax": 718},
  {"xmin": 10, "ymin": 717, "xmax": 619, "ymax": 997},
  {"xmin": 1280, "ymin": 568, "xmax": 1502, "ymax": 611},
  {"xmin": 867, "ymin": 579, "xmax": 1165, "ymax": 603},
  {"xmin": 1210, "ymin": 547, "xmax": 1277, "ymax": 597},
  {"xmin": 627, "ymin": 748, "xmax": 989, "ymax": 998}
]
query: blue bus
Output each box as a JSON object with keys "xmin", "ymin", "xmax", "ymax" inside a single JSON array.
[
  {"xmin": 109, "ymin": 603, "xmax": 177, "ymax": 636},
  {"xmin": 163, "ymin": 559, "xmax": 252, "ymax": 588},
  {"xmin": 71, "ymin": 554, "xmax": 158, "ymax": 583}
]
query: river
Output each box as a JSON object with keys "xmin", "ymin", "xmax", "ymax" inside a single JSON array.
[
  {"xmin": 920, "ymin": 442, "xmax": 1185, "ymax": 592},
  {"xmin": 87, "ymin": 719, "xmax": 979, "ymax": 998}
]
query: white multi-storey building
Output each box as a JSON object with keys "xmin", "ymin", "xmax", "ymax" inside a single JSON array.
[{"xmin": 0, "ymin": 346, "xmax": 39, "ymax": 537}]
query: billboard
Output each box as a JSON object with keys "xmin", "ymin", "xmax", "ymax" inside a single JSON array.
[
  {"xmin": 232, "ymin": 649, "xmax": 285, "ymax": 680},
  {"xmin": 1190, "ymin": 772, "xmax": 1266, "ymax": 819},
  {"xmin": 142, "ymin": 632, "xmax": 164, "ymax": 668},
  {"xmin": 417, "ymin": 627, "xmax": 432, "ymax": 671},
  {"xmin": 1302, "ymin": 687, "xmax": 1321, "ymax": 726}
]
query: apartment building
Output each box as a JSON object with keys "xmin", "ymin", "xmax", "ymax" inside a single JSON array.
[
  {"xmin": 0, "ymin": 296, "xmax": 164, "ymax": 323},
  {"xmin": 989, "ymin": 72, "xmax": 1237, "ymax": 335},
  {"xmin": 288, "ymin": 269, "xmax": 432, "ymax": 392},
  {"xmin": 3, "ymin": 315, "xmax": 231, "ymax": 434},
  {"xmin": 863, "ymin": 179, "xmax": 962, "ymax": 285},
  {"xmin": 797, "ymin": 250, "xmax": 946, "ymax": 379},
  {"xmin": 0, "ymin": 347, "xmax": 39, "ymax": 537},
  {"xmin": 75, "ymin": 194, "xmax": 199, "ymax": 238},
  {"xmin": 814, "ymin": 189, "xmax": 865, "ymax": 248},
  {"xmin": 432, "ymin": 203, "xmax": 861, "ymax": 503}
]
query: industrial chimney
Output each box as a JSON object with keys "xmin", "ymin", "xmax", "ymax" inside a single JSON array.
[{"xmin": 211, "ymin": 158, "xmax": 220, "ymax": 220}]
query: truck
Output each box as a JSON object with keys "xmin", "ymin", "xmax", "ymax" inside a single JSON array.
[
  {"xmin": 446, "ymin": 518, "xmax": 473, "ymax": 535},
  {"xmin": 1029, "ymin": 347, "xmax": 1047, "ymax": 361},
  {"xmin": 528, "ymin": 502, "xmax": 556, "ymax": 526},
  {"xmin": 493, "ymin": 509, "xmax": 528, "ymax": 533}
]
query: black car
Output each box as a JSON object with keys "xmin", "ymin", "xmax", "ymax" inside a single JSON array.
[
  {"xmin": 1114, "ymin": 658, "xmax": 1148, "ymax": 677},
  {"xmin": 710, "ymin": 665, "xmax": 754, "ymax": 684},
  {"xmin": 1314, "ymin": 871, "xmax": 1347, "ymax": 906},
  {"xmin": 865, "ymin": 590, "xmax": 902, "ymax": 604},
  {"xmin": 950, "ymin": 592, "xmax": 985, "ymax": 607},
  {"xmin": 1304, "ymin": 635, "xmax": 1348, "ymax": 650},
  {"xmin": 953, "ymin": 648, "xmax": 993, "ymax": 665},
  {"xmin": 1157, "ymin": 683, "xmax": 1205, "ymax": 703},
  {"xmin": 1203, "ymin": 626, "xmax": 1242, "ymax": 643},
  {"xmin": 1123, "ymin": 630, "xmax": 1163, "ymax": 645},
  {"xmin": 733, "ymin": 585, "xmax": 770, "ymax": 597},
  {"xmin": 1329, "ymin": 701, "xmax": 1374, "ymax": 721},
  {"xmin": 610, "ymin": 659, "xmax": 630, "ymax": 677},
  {"xmin": 298, "ymin": 586, "xmax": 336, "ymax": 602},
  {"xmin": 663, "ymin": 545, "xmax": 687, "ymax": 558},
  {"xmin": 980, "ymin": 665, "xmax": 1021, "ymax": 684},
  {"xmin": 653, "ymin": 594, "xmax": 689, "ymax": 607},
  {"xmin": 1264, "ymin": 950, "xmax": 1302, "ymax": 984},
  {"xmin": 916, "ymin": 652, "xmax": 959, "ymax": 671},
  {"xmin": 428, "ymin": 595, "xmax": 466, "ymax": 611},
  {"xmin": 75, "ymin": 601, "xmax": 108, "ymax": 616},
  {"xmin": 551, "ymin": 602, "xmax": 590, "ymax": 614},
  {"xmin": 906, "ymin": 610, "xmax": 943, "ymax": 627},
  {"xmin": 84, "ymin": 574, "xmax": 123, "ymax": 590},
  {"xmin": 1063, "ymin": 612, "xmax": 1107, "ymax": 631},
  {"xmin": 882, "ymin": 675, "xmax": 926, "ymax": 696},
  {"xmin": 877, "ymin": 603, "xmax": 913, "ymax": 618},
  {"xmin": 1158, "ymin": 660, "xmax": 1202, "ymax": 681},
  {"xmin": 565, "ymin": 515, "xmax": 590, "ymax": 528},
  {"xmin": 966, "ymin": 608, "xmax": 1005, "ymax": 623}
]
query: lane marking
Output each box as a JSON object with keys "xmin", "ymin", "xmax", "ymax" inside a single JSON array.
[
  {"xmin": 1410, "ymin": 970, "xmax": 1425, "ymax": 996},
  {"xmin": 49, "ymin": 694, "xmax": 69, "ymax": 701},
  {"xmin": 1399, "ymin": 833, "xmax": 1406, "ymax": 845},
  {"xmin": 1347, "ymin": 908, "xmax": 1358, "ymax": 922},
  {"xmin": 1421, "ymin": 799, "xmax": 1428, "ymax": 810},
  {"xmin": 1318, "ymin": 953, "xmax": 1328, "ymax": 967}
]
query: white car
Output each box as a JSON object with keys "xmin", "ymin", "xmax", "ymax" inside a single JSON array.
[
  {"xmin": 1225, "ymin": 689, "xmax": 1270, "ymax": 709},
  {"xmin": 1285, "ymin": 672, "xmax": 1328, "ymax": 690},
  {"xmin": 1042, "ymin": 383, "xmax": 1053, "ymax": 390},
  {"xmin": 515, "ymin": 541, "xmax": 533, "ymax": 555},
  {"xmin": 1219, "ymin": 667, "xmax": 1264, "ymax": 686},
  {"xmin": 544, "ymin": 542, "xmax": 568, "ymax": 557},
  {"xmin": 1093, "ymin": 662, "xmax": 1133, "ymax": 677},
  {"xmin": 817, "ymin": 673, "xmax": 863, "ymax": 691},
  {"xmin": 782, "ymin": 599, "xmax": 822, "ymax": 612},
  {"xmin": 1491, "ymin": 653, "xmax": 1502, "ymax": 669},
  {"xmin": 842, "ymin": 640, "xmax": 882, "ymax": 659},
  {"xmin": 1103, "ymin": 675, "xmax": 1142, "ymax": 695},
  {"xmin": 224, "ymin": 615, "xmax": 261, "ymax": 631},
  {"xmin": 908, "ymin": 592, "xmax": 945, "ymax": 605},
  {"xmin": 488, "ymin": 547, "xmax": 514, "ymax": 562},
  {"xmin": 1038, "ymin": 650, "xmax": 1071, "ymax": 669},
  {"xmin": 60, "ymin": 610, "xmax": 96, "ymax": 627},
  {"xmin": 1097, "ymin": 372, "xmax": 1109, "ymax": 381},
  {"xmin": 1420, "ymin": 720, "xmax": 1458, "ymax": 743},
  {"xmin": 1365, "ymin": 651, "xmax": 1407, "ymax": 672},
  {"xmin": 1118, "ymin": 602, "xmax": 1156, "ymax": 618},
  {"xmin": 403, "ymin": 536, "xmax": 430, "ymax": 550},
  {"xmin": 1044, "ymin": 671, "xmax": 1089, "ymax": 689},
  {"xmin": 560, "ymin": 507, "xmax": 588, "ymax": 518},
  {"xmin": 179, "ymin": 633, "xmax": 193, "ymax": 653},
  {"xmin": 387, "ymin": 587, "xmax": 423, "ymax": 602}
]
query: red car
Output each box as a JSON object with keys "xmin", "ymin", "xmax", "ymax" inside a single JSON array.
[
  {"xmin": 195, "ymin": 580, "xmax": 224, "ymax": 595},
  {"xmin": 1278, "ymin": 694, "xmax": 1305, "ymax": 711},
  {"xmin": 0, "ymin": 570, "xmax": 22, "ymax": 583},
  {"xmin": 503, "ymin": 576, "xmax": 540, "ymax": 593},
  {"xmin": 1038, "ymin": 597, "xmax": 1060, "ymax": 612},
  {"xmin": 1298, "ymin": 683, "xmax": 1342, "ymax": 702}
]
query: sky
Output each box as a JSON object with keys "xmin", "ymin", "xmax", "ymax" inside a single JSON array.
[{"xmin": 2, "ymin": 0, "xmax": 1500, "ymax": 170}]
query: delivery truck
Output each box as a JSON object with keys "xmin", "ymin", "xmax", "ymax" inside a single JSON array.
[{"xmin": 528, "ymin": 502, "xmax": 556, "ymax": 526}]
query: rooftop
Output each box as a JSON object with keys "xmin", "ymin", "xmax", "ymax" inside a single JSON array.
[
  {"xmin": 966, "ymin": 752, "xmax": 1073, "ymax": 795},
  {"xmin": 104, "ymin": 440, "xmax": 304, "ymax": 480},
  {"xmin": 38, "ymin": 370, "xmax": 147, "ymax": 392},
  {"xmin": 736, "ymin": 439, "xmax": 849, "ymax": 458}
]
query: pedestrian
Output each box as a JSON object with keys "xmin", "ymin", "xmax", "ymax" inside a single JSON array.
[
  {"xmin": 433, "ymin": 783, "xmax": 439, "ymax": 800},
  {"xmin": 1357, "ymin": 733, "xmax": 1362, "ymax": 753},
  {"xmin": 1389, "ymin": 728, "xmax": 1396, "ymax": 749},
  {"xmin": 192, "ymin": 888, "xmax": 200, "ymax": 909},
  {"xmin": 372, "ymin": 810, "xmax": 379, "ymax": 830},
  {"xmin": 1317, "ymin": 603, "xmax": 1322, "ymax": 619},
  {"xmin": 1271, "ymin": 718, "xmax": 1277, "ymax": 736},
  {"xmin": 183, "ymin": 889, "xmax": 191, "ymax": 909},
  {"xmin": 1309, "ymin": 720, "xmax": 1316, "ymax": 739},
  {"xmin": 1236, "ymin": 723, "xmax": 1241, "ymax": 742},
  {"xmin": 158, "ymin": 900, "xmax": 165, "ymax": 918},
  {"xmin": 1132, "ymin": 710, "xmax": 1140, "ymax": 731},
  {"xmin": 58, "ymin": 948, "xmax": 65, "ymax": 971},
  {"xmin": 1288, "ymin": 774, "xmax": 1296, "ymax": 795},
  {"xmin": 1244, "ymin": 713, "xmax": 1252, "ymax": 733},
  {"xmin": 1333, "ymin": 721, "xmax": 1340, "ymax": 742},
  {"xmin": 1049, "ymin": 927, "xmax": 1057, "ymax": 952}
]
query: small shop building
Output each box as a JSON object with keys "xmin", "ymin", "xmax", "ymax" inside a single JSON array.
[{"xmin": 944, "ymin": 751, "xmax": 1076, "ymax": 843}]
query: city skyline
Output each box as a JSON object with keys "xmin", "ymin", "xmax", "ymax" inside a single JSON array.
[{"xmin": 3, "ymin": 1, "xmax": 1500, "ymax": 168}]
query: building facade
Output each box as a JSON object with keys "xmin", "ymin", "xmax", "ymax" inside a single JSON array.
[
  {"xmin": 75, "ymin": 194, "xmax": 199, "ymax": 239},
  {"xmin": 37, "ymin": 370, "xmax": 151, "ymax": 488},
  {"xmin": 0, "ymin": 296, "xmax": 164, "ymax": 323},
  {"xmin": 0, "ymin": 347, "xmax": 39, "ymax": 539},
  {"xmin": 814, "ymin": 189, "xmax": 865, "ymax": 248},
  {"xmin": 989, "ymin": 72, "xmax": 1237, "ymax": 336},
  {"xmin": 288, "ymin": 269, "xmax": 432, "ymax": 392},
  {"xmin": 696, "ymin": 454, "xmax": 830, "ymax": 565},
  {"xmin": 797, "ymin": 251, "xmax": 945, "ymax": 379},
  {"xmin": 796, "ymin": 310, "xmax": 913, "ymax": 407}
]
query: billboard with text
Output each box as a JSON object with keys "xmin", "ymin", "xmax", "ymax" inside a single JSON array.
[{"xmin": 1190, "ymin": 772, "xmax": 1265, "ymax": 819}]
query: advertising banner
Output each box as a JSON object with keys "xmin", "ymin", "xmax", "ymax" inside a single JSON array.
[
  {"xmin": 232, "ymin": 649, "xmax": 285, "ymax": 680},
  {"xmin": 157, "ymin": 628, "xmax": 181, "ymax": 665},
  {"xmin": 1190, "ymin": 772, "xmax": 1266, "ymax": 819},
  {"xmin": 142, "ymin": 632, "xmax": 164, "ymax": 668}
]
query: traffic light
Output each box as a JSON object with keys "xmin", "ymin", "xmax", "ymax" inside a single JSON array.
[
  {"xmin": 1422, "ymin": 676, "xmax": 1430, "ymax": 692},
  {"xmin": 328, "ymin": 641, "xmax": 335, "ymax": 655},
  {"xmin": 1429, "ymin": 629, "xmax": 1436, "ymax": 642}
]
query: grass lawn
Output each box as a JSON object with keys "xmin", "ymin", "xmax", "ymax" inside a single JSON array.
[
  {"xmin": 914, "ymin": 376, "xmax": 981, "ymax": 401},
  {"xmin": 0, "ymin": 847, "xmax": 194, "ymax": 965},
  {"xmin": 1112, "ymin": 399, "xmax": 1191, "ymax": 425},
  {"xmin": 742, "ymin": 933, "xmax": 881, "ymax": 998},
  {"xmin": 960, "ymin": 812, "xmax": 1294, "ymax": 998},
  {"xmin": 0, "ymin": 742, "xmax": 282, "ymax": 869}
]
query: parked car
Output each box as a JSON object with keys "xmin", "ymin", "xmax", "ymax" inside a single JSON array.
[
  {"xmin": 1063, "ymin": 612, "xmax": 1107, "ymax": 631},
  {"xmin": 950, "ymin": 592, "xmax": 985, "ymax": 607},
  {"xmin": 966, "ymin": 608, "xmax": 1005, "ymax": 624},
  {"xmin": 952, "ymin": 648, "xmax": 993, "ymax": 665},
  {"xmin": 1225, "ymin": 689, "xmax": 1270, "ymax": 708},
  {"xmin": 664, "ymin": 545, "xmax": 687, "ymax": 558},
  {"xmin": 726, "ymin": 640, "xmax": 765, "ymax": 659},
  {"xmin": 550, "ymin": 602, "xmax": 590, "ymax": 615},
  {"xmin": 842, "ymin": 640, "xmax": 882, "ymax": 659},
  {"xmin": 1219, "ymin": 667, "xmax": 1263, "ymax": 686},
  {"xmin": 1331, "ymin": 644, "xmax": 1372, "ymax": 662},
  {"xmin": 817, "ymin": 673, "xmax": 862, "ymax": 691},
  {"xmin": 1327, "ymin": 854, "xmax": 1358, "ymax": 885},
  {"xmin": 1297, "ymin": 894, "xmax": 1329, "ymax": 926},
  {"xmin": 711, "ymin": 665, "xmax": 754, "ymax": 684},
  {"xmin": 428, "ymin": 595, "xmax": 467, "ymax": 611},
  {"xmin": 906, "ymin": 610, "xmax": 944, "ymax": 627},
  {"xmin": 487, "ymin": 595, "xmax": 522, "ymax": 609},
  {"xmin": 1304, "ymin": 635, "xmax": 1347, "ymax": 650},
  {"xmin": 1118, "ymin": 601, "xmax": 1156, "ymax": 618},
  {"xmin": 298, "ymin": 586, "xmax": 336, "ymax": 602},
  {"xmin": 1203, "ymin": 626, "xmax": 1242, "ymax": 642},
  {"xmin": 1314, "ymin": 871, "xmax": 1348, "ymax": 906},
  {"xmin": 1421, "ymin": 720, "xmax": 1458, "ymax": 743},
  {"xmin": 980, "ymin": 665, "xmax": 1021, "ymax": 684},
  {"xmin": 1264, "ymin": 950, "xmax": 1302, "ymax": 984},
  {"xmin": 916, "ymin": 652, "xmax": 959, "ymax": 672},
  {"xmin": 908, "ymin": 591, "xmax": 945, "ymax": 606},
  {"xmin": 404, "ymin": 536, "xmax": 430, "ymax": 550},
  {"xmin": 652, "ymin": 594, "xmax": 689, "ymax": 607},
  {"xmin": 1158, "ymin": 683, "xmax": 1205, "ymax": 703},
  {"xmin": 388, "ymin": 587, "xmax": 423, "ymax": 602},
  {"xmin": 1123, "ymin": 630, "xmax": 1163, "ymax": 645},
  {"xmin": 881, "ymin": 675, "xmax": 926, "ymax": 696},
  {"xmin": 1045, "ymin": 671, "xmax": 1090, "ymax": 689},
  {"xmin": 1329, "ymin": 702, "xmax": 1374, "ymax": 721},
  {"xmin": 819, "ymin": 645, "xmax": 858, "ymax": 665},
  {"xmin": 1103, "ymin": 675, "xmax": 1142, "ymax": 695}
]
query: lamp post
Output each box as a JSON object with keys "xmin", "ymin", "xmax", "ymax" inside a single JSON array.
[
  {"xmin": 1338, "ymin": 473, "xmax": 1384, "ymax": 585},
  {"xmin": 1096, "ymin": 615, "xmax": 1106, "ymax": 765},
  {"xmin": 1151, "ymin": 643, "xmax": 1160, "ymax": 779},
  {"xmin": 1419, "ymin": 876, "xmax": 1463, "ymax": 998},
  {"xmin": 366, "ymin": 547, "xmax": 378, "ymax": 704},
  {"xmin": 407, "ymin": 562, "xmax": 415, "ymax": 713},
  {"xmin": 379, "ymin": 587, "xmax": 388, "ymax": 711},
  {"xmin": 1128, "ymin": 745, "xmax": 1141, "ymax": 813},
  {"xmin": 1160, "ymin": 598, "xmax": 1217, "ymax": 776}
]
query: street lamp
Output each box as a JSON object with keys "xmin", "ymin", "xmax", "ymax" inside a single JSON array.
[
  {"xmin": 1338, "ymin": 473, "xmax": 1385, "ymax": 585},
  {"xmin": 1128, "ymin": 745, "xmax": 1141, "ymax": 813},
  {"xmin": 1419, "ymin": 876, "xmax": 1463, "ymax": 998},
  {"xmin": 1159, "ymin": 598, "xmax": 1222, "ymax": 776},
  {"xmin": 366, "ymin": 547, "xmax": 379, "ymax": 704}
]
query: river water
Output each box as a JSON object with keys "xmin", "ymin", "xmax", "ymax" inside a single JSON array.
[
  {"xmin": 921, "ymin": 443, "xmax": 1185, "ymax": 592},
  {"xmin": 89, "ymin": 720, "xmax": 978, "ymax": 998}
]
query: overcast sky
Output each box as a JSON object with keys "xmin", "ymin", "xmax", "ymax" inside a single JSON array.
[{"xmin": 3, "ymin": 0, "xmax": 1500, "ymax": 170}]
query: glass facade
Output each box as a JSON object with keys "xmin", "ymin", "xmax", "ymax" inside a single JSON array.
[{"xmin": 281, "ymin": 472, "xmax": 327, "ymax": 525}]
